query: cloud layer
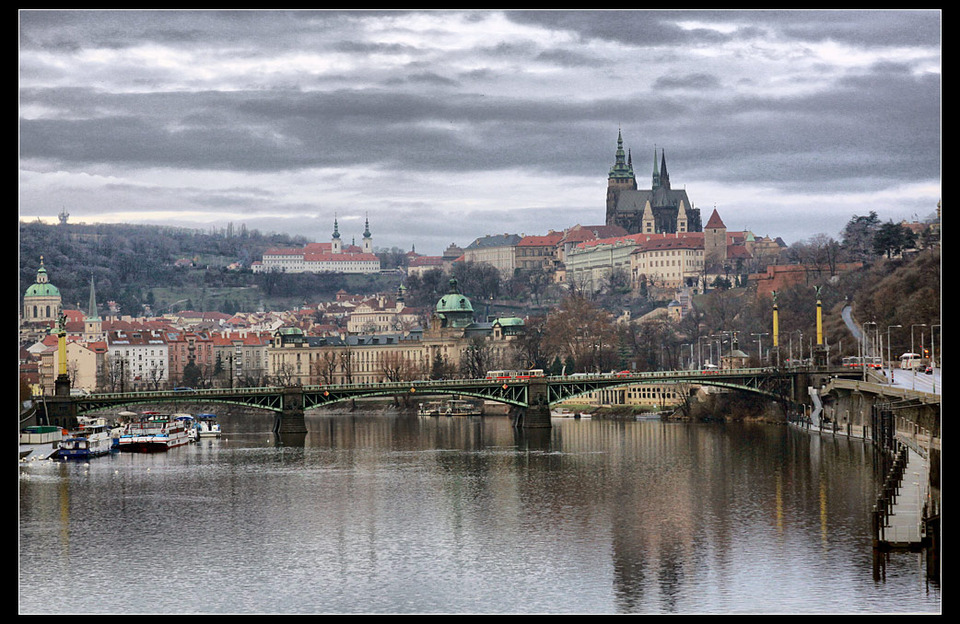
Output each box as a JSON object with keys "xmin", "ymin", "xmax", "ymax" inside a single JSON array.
[{"xmin": 19, "ymin": 10, "xmax": 941, "ymax": 254}]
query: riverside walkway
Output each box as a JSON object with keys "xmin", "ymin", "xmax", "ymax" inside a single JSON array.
[{"xmin": 881, "ymin": 445, "xmax": 929, "ymax": 548}]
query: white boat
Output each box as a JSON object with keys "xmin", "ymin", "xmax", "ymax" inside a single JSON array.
[
  {"xmin": 117, "ymin": 413, "xmax": 191, "ymax": 452},
  {"xmin": 174, "ymin": 414, "xmax": 199, "ymax": 441},
  {"xmin": 19, "ymin": 425, "xmax": 65, "ymax": 461},
  {"xmin": 418, "ymin": 399, "xmax": 482, "ymax": 417},
  {"xmin": 58, "ymin": 420, "xmax": 113, "ymax": 459},
  {"xmin": 196, "ymin": 413, "xmax": 222, "ymax": 438}
]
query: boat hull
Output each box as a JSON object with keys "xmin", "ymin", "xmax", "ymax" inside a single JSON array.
[{"xmin": 118, "ymin": 435, "xmax": 190, "ymax": 452}]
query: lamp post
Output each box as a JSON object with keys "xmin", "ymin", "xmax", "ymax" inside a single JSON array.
[
  {"xmin": 886, "ymin": 324, "xmax": 901, "ymax": 384},
  {"xmin": 930, "ymin": 324, "xmax": 940, "ymax": 393},
  {"xmin": 910, "ymin": 323, "xmax": 927, "ymax": 358},
  {"xmin": 910, "ymin": 324, "xmax": 927, "ymax": 390},
  {"xmin": 863, "ymin": 321, "xmax": 877, "ymax": 382},
  {"xmin": 698, "ymin": 335, "xmax": 711, "ymax": 369},
  {"xmin": 752, "ymin": 333, "xmax": 769, "ymax": 366}
]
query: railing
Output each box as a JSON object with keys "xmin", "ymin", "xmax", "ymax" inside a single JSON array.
[
  {"xmin": 872, "ymin": 440, "xmax": 909, "ymax": 547},
  {"xmin": 60, "ymin": 366, "xmax": 853, "ymax": 413}
]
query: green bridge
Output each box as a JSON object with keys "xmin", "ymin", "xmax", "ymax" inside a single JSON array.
[{"xmin": 43, "ymin": 366, "xmax": 864, "ymax": 432}]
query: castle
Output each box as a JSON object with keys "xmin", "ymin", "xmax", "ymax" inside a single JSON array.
[{"xmin": 605, "ymin": 131, "xmax": 702, "ymax": 235}]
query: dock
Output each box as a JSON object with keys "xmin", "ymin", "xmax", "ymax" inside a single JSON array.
[{"xmin": 877, "ymin": 444, "xmax": 929, "ymax": 549}]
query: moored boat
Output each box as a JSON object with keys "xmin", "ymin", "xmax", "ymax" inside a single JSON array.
[
  {"xmin": 19, "ymin": 425, "xmax": 65, "ymax": 462},
  {"xmin": 418, "ymin": 399, "xmax": 482, "ymax": 417},
  {"xmin": 58, "ymin": 420, "xmax": 113, "ymax": 459},
  {"xmin": 196, "ymin": 413, "xmax": 222, "ymax": 438},
  {"xmin": 174, "ymin": 414, "xmax": 199, "ymax": 441},
  {"xmin": 117, "ymin": 413, "xmax": 191, "ymax": 452}
]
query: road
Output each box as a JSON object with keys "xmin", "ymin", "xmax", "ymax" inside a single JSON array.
[{"xmin": 879, "ymin": 367, "xmax": 940, "ymax": 394}]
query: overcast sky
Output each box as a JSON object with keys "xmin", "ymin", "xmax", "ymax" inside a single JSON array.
[{"xmin": 19, "ymin": 9, "xmax": 941, "ymax": 255}]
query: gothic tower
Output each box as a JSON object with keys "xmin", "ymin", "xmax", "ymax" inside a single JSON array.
[{"xmin": 605, "ymin": 130, "xmax": 637, "ymax": 224}]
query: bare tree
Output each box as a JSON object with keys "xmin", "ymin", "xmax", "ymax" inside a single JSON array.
[{"xmin": 313, "ymin": 351, "xmax": 340, "ymax": 384}]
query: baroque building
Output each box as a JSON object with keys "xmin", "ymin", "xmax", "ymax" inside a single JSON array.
[
  {"xmin": 605, "ymin": 131, "xmax": 702, "ymax": 235},
  {"xmin": 22, "ymin": 257, "xmax": 62, "ymax": 324},
  {"xmin": 256, "ymin": 217, "xmax": 380, "ymax": 274},
  {"xmin": 268, "ymin": 279, "xmax": 525, "ymax": 385}
]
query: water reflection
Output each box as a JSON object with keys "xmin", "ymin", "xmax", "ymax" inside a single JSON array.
[{"xmin": 20, "ymin": 411, "xmax": 939, "ymax": 615}]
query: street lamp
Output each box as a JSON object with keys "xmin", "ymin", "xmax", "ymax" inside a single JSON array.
[
  {"xmin": 886, "ymin": 324, "xmax": 901, "ymax": 384},
  {"xmin": 751, "ymin": 333, "xmax": 769, "ymax": 366},
  {"xmin": 911, "ymin": 323, "xmax": 927, "ymax": 357},
  {"xmin": 863, "ymin": 322, "xmax": 877, "ymax": 382},
  {"xmin": 930, "ymin": 324, "xmax": 940, "ymax": 393},
  {"xmin": 910, "ymin": 323, "xmax": 927, "ymax": 390}
]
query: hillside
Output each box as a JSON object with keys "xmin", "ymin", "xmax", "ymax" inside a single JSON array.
[{"xmin": 18, "ymin": 220, "xmax": 401, "ymax": 314}]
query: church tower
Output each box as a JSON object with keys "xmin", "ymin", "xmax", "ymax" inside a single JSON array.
[
  {"xmin": 703, "ymin": 209, "xmax": 728, "ymax": 271},
  {"xmin": 331, "ymin": 217, "xmax": 342, "ymax": 254},
  {"xmin": 362, "ymin": 216, "xmax": 373, "ymax": 254},
  {"xmin": 84, "ymin": 276, "xmax": 103, "ymax": 342},
  {"xmin": 677, "ymin": 200, "xmax": 688, "ymax": 233},
  {"xmin": 641, "ymin": 200, "xmax": 655, "ymax": 234},
  {"xmin": 655, "ymin": 149, "xmax": 671, "ymax": 191},
  {"xmin": 605, "ymin": 130, "xmax": 637, "ymax": 224},
  {"xmin": 22, "ymin": 256, "xmax": 62, "ymax": 323}
]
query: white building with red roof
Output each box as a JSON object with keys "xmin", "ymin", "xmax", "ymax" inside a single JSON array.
[{"xmin": 258, "ymin": 218, "xmax": 381, "ymax": 274}]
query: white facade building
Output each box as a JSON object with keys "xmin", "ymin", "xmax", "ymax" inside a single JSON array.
[{"xmin": 259, "ymin": 218, "xmax": 381, "ymax": 274}]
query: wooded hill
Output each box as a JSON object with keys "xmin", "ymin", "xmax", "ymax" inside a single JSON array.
[{"xmin": 18, "ymin": 219, "xmax": 402, "ymax": 315}]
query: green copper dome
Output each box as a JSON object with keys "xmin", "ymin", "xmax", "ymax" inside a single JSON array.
[
  {"xmin": 436, "ymin": 279, "xmax": 473, "ymax": 314},
  {"xmin": 435, "ymin": 279, "xmax": 474, "ymax": 329},
  {"xmin": 24, "ymin": 260, "xmax": 61, "ymax": 298},
  {"xmin": 24, "ymin": 282, "xmax": 61, "ymax": 298}
]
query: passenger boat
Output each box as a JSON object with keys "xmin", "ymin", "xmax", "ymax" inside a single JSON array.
[
  {"xmin": 117, "ymin": 413, "xmax": 191, "ymax": 452},
  {"xmin": 174, "ymin": 414, "xmax": 199, "ymax": 442},
  {"xmin": 196, "ymin": 413, "xmax": 222, "ymax": 438},
  {"xmin": 58, "ymin": 420, "xmax": 113, "ymax": 460},
  {"xmin": 19, "ymin": 425, "xmax": 65, "ymax": 462},
  {"xmin": 418, "ymin": 399, "xmax": 482, "ymax": 417}
]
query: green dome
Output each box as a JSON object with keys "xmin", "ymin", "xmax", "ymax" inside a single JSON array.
[
  {"xmin": 435, "ymin": 278, "xmax": 473, "ymax": 314},
  {"xmin": 434, "ymin": 279, "xmax": 474, "ymax": 329},
  {"xmin": 436, "ymin": 292, "xmax": 473, "ymax": 314},
  {"xmin": 25, "ymin": 282, "xmax": 61, "ymax": 298},
  {"xmin": 24, "ymin": 261, "xmax": 60, "ymax": 298}
]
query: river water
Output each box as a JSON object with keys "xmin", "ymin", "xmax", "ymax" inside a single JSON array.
[{"xmin": 19, "ymin": 411, "xmax": 940, "ymax": 615}]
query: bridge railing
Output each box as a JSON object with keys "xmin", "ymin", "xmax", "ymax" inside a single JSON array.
[{"xmin": 65, "ymin": 365, "xmax": 841, "ymax": 403}]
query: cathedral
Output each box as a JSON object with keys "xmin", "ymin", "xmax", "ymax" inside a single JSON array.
[{"xmin": 605, "ymin": 131, "xmax": 702, "ymax": 235}]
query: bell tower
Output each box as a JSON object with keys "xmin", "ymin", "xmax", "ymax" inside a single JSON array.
[
  {"xmin": 362, "ymin": 216, "xmax": 373, "ymax": 254},
  {"xmin": 605, "ymin": 130, "xmax": 637, "ymax": 225},
  {"xmin": 331, "ymin": 216, "xmax": 342, "ymax": 254}
]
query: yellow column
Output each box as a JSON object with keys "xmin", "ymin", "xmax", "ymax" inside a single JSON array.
[
  {"xmin": 772, "ymin": 292, "xmax": 779, "ymax": 348},
  {"xmin": 57, "ymin": 314, "xmax": 68, "ymax": 377},
  {"xmin": 816, "ymin": 291, "xmax": 823, "ymax": 346}
]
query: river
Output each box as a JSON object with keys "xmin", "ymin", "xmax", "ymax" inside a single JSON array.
[{"xmin": 18, "ymin": 410, "xmax": 940, "ymax": 615}]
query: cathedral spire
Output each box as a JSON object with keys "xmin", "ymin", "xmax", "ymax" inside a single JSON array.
[
  {"xmin": 660, "ymin": 150, "xmax": 670, "ymax": 190},
  {"xmin": 608, "ymin": 130, "xmax": 635, "ymax": 185},
  {"xmin": 87, "ymin": 275, "xmax": 100, "ymax": 321},
  {"xmin": 652, "ymin": 147, "xmax": 661, "ymax": 190}
]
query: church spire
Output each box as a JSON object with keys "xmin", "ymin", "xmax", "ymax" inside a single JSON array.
[
  {"xmin": 331, "ymin": 215, "xmax": 342, "ymax": 254},
  {"xmin": 652, "ymin": 146, "xmax": 661, "ymax": 190},
  {"xmin": 660, "ymin": 150, "xmax": 670, "ymax": 190},
  {"xmin": 87, "ymin": 275, "xmax": 100, "ymax": 321}
]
